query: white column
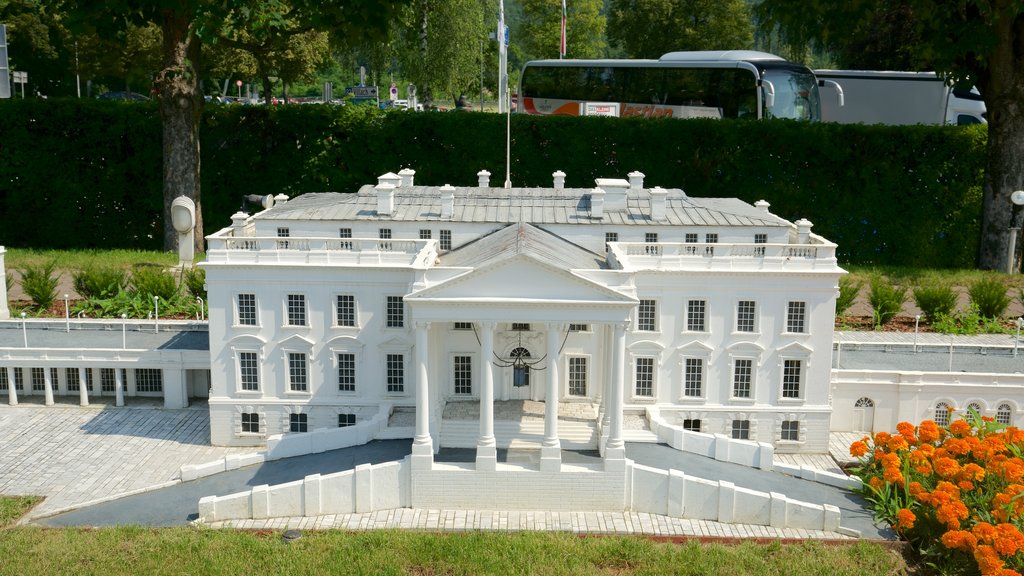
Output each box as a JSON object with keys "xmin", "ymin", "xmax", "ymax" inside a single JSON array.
[
  {"xmin": 43, "ymin": 367, "xmax": 54, "ymax": 406},
  {"xmin": 476, "ymin": 321, "xmax": 497, "ymax": 471},
  {"xmin": 6, "ymin": 366, "xmax": 17, "ymax": 406},
  {"xmin": 78, "ymin": 367, "xmax": 89, "ymax": 406},
  {"xmin": 540, "ymin": 323, "xmax": 562, "ymax": 471},
  {"xmin": 600, "ymin": 325, "xmax": 612, "ymax": 448},
  {"xmin": 411, "ymin": 321, "xmax": 433, "ymax": 469},
  {"xmin": 605, "ymin": 322, "xmax": 627, "ymax": 469},
  {"xmin": 0, "ymin": 247, "xmax": 8, "ymax": 319},
  {"xmin": 115, "ymin": 368, "xmax": 125, "ymax": 407}
]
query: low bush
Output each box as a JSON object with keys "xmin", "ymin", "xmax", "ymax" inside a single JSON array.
[
  {"xmin": 868, "ymin": 276, "xmax": 908, "ymax": 328},
  {"xmin": 19, "ymin": 260, "xmax": 60, "ymax": 311},
  {"xmin": 850, "ymin": 414, "xmax": 1024, "ymax": 576},
  {"xmin": 914, "ymin": 284, "xmax": 958, "ymax": 324},
  {"xmin": 72, "ymin": 265, "xmax": 128, "ymax": 299},
  {"xmin": 182, "ymin": 266, "xmax": 206, "ymax": 300},
  {"xmin": 130, "ymin": 265, "xmax": 178, "ymax": 301},
  {"xmin": 969, "ymin": 278, "xmax": 1011, "ymax": 319},
  {"xmin": 836, "ymin": 276, "xmax": 863, "ymax": 318}
]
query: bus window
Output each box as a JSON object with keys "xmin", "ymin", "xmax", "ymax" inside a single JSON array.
[{"xmin": 763, "ymin": 68, "xmax": 819, "ymax": 121}]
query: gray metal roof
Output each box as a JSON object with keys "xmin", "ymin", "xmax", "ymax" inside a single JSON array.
[
  {"xmin": 439, "ymin": 222, "xmax": 606, "ymax": 270},
  {"xmin": 256, "ymin": 185, "xmax": 790, "ymax": 228}
]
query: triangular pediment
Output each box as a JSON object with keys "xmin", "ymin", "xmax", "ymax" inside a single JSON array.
[{"xmin": 406, "ymin": 253, "xmax": 634, "ymax": 304}]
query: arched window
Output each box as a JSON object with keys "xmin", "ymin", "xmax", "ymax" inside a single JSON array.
[
  {"xmin": 967, "ymin": 402, "xmax": 983, "ymax": 416},
  {"xmin": 997, "ymin": 403, "xmax": 1013, "ymax": 426},
  {"xmin": 855, "ymin": 397, "xmax": 875, "ymax": 408},
  {"xmin": 511, "ymin": 347, "xmax": 531, "ymax": 387},
  {"xmin": 935, "ymin": 402, "xmax": 951, "ymax": 427}
]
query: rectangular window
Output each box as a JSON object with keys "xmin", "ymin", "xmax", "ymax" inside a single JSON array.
[
  {"xmin": 736, "ymin": 301, "xmax": 756, "ymax": 332},
  {"xmin": 339, "ymin": 228, "xmax": 352, "ymax": 239},
  {"xmin": 290, "ymin": 413, "xmax": 308, "ymax": 433},
  {"xmin": 101, "ymin": 368, "xmax": 117, "ymax": 393},
  {"xmin": 287, "ymin": 294, "xmax": 306, "ymax": 326},
  {"xmin": 386, "ymin": 354, "xmax": 404, "ymax": 393},
  {"xmin": 453, "ymin": 322, "xmax": 473, "ymax": 330},
  {"xmin": 635, "ymin": 357, "xmax": 654, "ymax": 397},
  {"xmin": 440, "ymin": 229, "xmax": 452, "ymax": 251},
  {"xmin": 419, "ymin": 229, "xmax": 432, "ymax": 240},
  {"xmin": 732, "ymin": 359, "xmax": 752, "ymax": 398},
  {"xmin": 782, "ymin": 359, "xmax": 802, "ymax": 398},
  {"xmin": 637, "ymin": 299, "xmax": 656, "ymax": 332},
  {"xmin": 337, "ymin": 353, "xmax": 356, "ymax": 391},
  {"xmin": 645, "ymin": 232, "xmax": 658, "ymax": 243},
  {"xmin": 704, "ymin": 233, "xmax": 718, "ymax": 256},
  {"xmin": 135, "ymin": 369, "xmax": 162, "ymax": 393},
  {"xmin": 453, "ymin": 355, "xmax": 472, "ymax": 395},
  {"xmin": 605, "ymin": 232, "xmax": 618, "ymax": 250},
  {"xmin": 237, "ymin": 294, "xmax": 257, "ymax": 326},
  {"xmin": 687, "ymin": 300, "xmax": 706, "ymax": 331},
  {"xmin": 65, "ymin": 367, "xmax": 78, "ymax": 392},
  {"xmin": 288, "ymin": 353, "xmax": 308, "ymax": 392},
  {"xmin": 781, "ymin": 420, "xmax": 799, "ymax": 441},
  {"xmin": 511, "ymin": 323, "xmax": 531, "ymax": 331},
  {"xmin": 682, "ymin": 419, "xmax": 701, "ymax": 432},
  {"xmin": 239, "ymin": 352, "xmax": 259, "ymax": 391},
  {"xmin": 0, "ymin": 368, "xmax": 6, "ymax": 391},
  {"xmin": 276, "ymin": 227, "xmax": 290, "ymax": 249},
  {"xmin": 683, "ymin": 358, "xmax": 703, "ymax": 397},
  {"xmin": 568, "ymin": 357, "xmax": 587, "ymax": 396},
  {"xmin": 336, "ymin": 295, "xmax": 356, "ymax": 327},
  {"xmin": 242, "ymin": 412, "xmax": 260, "ymax": 433},
  {"xmin": 338, "ymin": 413, "xmax": 356, "ymax": 427},
  {"xmin": 379, "ymin": 228, "xmax": 391, "ymax": 239},
  {"xmin": 731, "ymin": 419, "xmax": 750, "ymax": 440},
  {"xmin": 786, "ymin": 301, "xmax": 806, "ymax": 333},
  {"xmin": 31, "ymin": 367, "xmax": 46, "ymax": 391},
  {"xmin": 683, "ymin": 232, "xmax": 698, "ymax": 254},
  {"xmin": 568, "ymin": 323, "xmax": 589, "ymax": 332},
  {"xmin": 754, "ymin": 233, "xmax": 767, "ymax": 256},
  {"xmin": 386, "ymin": 296, "xmax": 404, "ymax": 328}
]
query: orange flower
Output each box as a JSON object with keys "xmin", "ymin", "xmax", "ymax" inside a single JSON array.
[
  {"xmin": 883, "ymin": 466, "xmax": 905, "ymax": 485},
  {"xmin": 869, "ymin": 476, "xmax": 884, "ymax": 491},
  {"xmin": 850, "ymin": 440, "xmax": 869, "ymax": 458},
  {"xmin": 960, "ymin": 462, "xmax": 987, "ymax": 483},
  {"xmin": 887, "ymin": 435, "xmax": 910, "ymax": 452},
  {"xmin": 958, "ymin": 481, "xmax": 975, "ymax": 491},
  {"xmin": 874, "ymin": 431, "xmax": 892, "ymax": 446},
  {"xmin": 935, "ymin": 457, "xmax": 961, "ymax": 479},
  {"xmin": 895, "ymin": 508, "xmax": 916, "ymax": 531},
  {"xmin": 974, "ymin": 522, "xmax": 998, "ymax": 544},
  {"xmin": 897, "ymin": 421, "xmax": 918, "ymax": 443},
  {"xmin": 936, "ymin": 501, "xmax": 969, "ymax": 530},
  {"xmin": 950, "ymin": 419, "xmax": 972, "ymax": 437},
  {"xmin": 942, "ymin": 530, "xmax": 978, "ymax": 552},
  {"xmin": 973, "ymin": 544, "xmax": 1004, "ymax": 575},
  {"xmin": 944, "ymin": 437, "xmax": 970, "ymax": 456},
  {"xmin": 993, "ymin": 523, "xmax": 1024, "ymax": 556},
  {"xmin": 919, "ymin": 420, "xmax": 941, "ymax": 443}
]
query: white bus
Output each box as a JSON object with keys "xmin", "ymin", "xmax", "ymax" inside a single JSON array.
[{"xmin": 517, "ymin": 50, "xmax": 828, "ymax": 121}]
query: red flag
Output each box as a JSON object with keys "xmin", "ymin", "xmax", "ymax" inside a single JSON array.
[{"xmin": 560, "ymin": 0, "xmax": 567, "ymax": 57}]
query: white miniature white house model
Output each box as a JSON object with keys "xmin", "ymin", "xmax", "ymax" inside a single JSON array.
[{"xmin": 202, "ymin": 169, "xmax": 844, "ymax": 462}]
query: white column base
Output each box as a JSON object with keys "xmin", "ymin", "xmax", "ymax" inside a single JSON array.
[
  {"xmin": 475, "ymin": 444, "xmax": 497, "ymax": 471},
  {"xmin": 604, "ymin": 446, "xmax": 626, "ymax": 471},
  {"xmin": 411, "ymin": 440, "xmax": 434, "ymax": 471},
  {"xmin": 540, "ymin": 444, "xmax": 562, "ymax": 472}
]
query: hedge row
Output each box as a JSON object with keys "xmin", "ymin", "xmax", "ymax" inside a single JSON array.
[{"xmin": 0, "ymin": 99, "xmax": 986, "ymax": 267}]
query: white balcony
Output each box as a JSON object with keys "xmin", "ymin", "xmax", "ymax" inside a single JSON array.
[
  {"xmin": 608, "ymin": 235, "xmax": 839, "ymax": 273},
  {"xmin": 205, "ymin": 232, "xmax": 438, "ymax": 268}
]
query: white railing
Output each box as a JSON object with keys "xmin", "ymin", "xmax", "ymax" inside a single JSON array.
[
  {"xmin": 609, "ymin": 240, "xmax": 837, "ymax": 271},
  {"xmin": 206, "ymin": 235, "xmax": 436, "ymax": 266}
]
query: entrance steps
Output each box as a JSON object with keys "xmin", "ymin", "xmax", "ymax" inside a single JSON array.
[{"xmin": 440, "ymin": 400, "xmax": 599, "ymax": 449}]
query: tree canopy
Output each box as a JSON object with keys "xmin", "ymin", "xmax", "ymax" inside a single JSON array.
[
  {"xmin": 607, "ymin": 0, "xmax": 753, "ymax": 58},
  {"xmin": 518, "ymin": 0, "xmax": 606, "ymax": 60}
]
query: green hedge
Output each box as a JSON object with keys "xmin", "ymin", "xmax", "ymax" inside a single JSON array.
[{"xmin": 0, "ymin": 99, "xmax": 986, "ymax": 267}]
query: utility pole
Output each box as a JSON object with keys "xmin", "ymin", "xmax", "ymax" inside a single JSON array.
[{"xmin": 497, "ymin": 0, "xmax": 508, "ymax": 114}]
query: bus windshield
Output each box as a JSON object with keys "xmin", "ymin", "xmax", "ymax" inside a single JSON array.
[{"xmin": 518, "ymin": 56, "xmax": 821, "ymax": 121}]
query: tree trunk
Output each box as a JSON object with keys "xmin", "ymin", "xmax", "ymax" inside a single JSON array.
[
  {"xmin": 418, "ymin": 0, "xmax": 433, "ymax": 109},
  {"xmin": 157, "ymin": 10, "xmax": 204, "ymax": 256},
  {"xmin": 976, "ymin": 13, "xmax": 1024, "ymax": 271}
]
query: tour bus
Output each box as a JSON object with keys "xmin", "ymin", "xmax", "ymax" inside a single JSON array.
[{"xmin": 517, "ymin": 50, "xmax": 831, "ymax": 121}]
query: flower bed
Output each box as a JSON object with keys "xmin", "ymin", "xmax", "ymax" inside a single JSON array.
[{"xmin": 851, "ymin": 414, "xmax": 1024, "ymax": 575}]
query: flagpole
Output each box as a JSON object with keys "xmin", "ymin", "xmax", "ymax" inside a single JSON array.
[
  {"xmin": 498, "ymin": 0, "xmax": 508, "ymax": 114},
  {"xmin": 560, "ymin": 0, "xmax": 567, "ymax": 59}
]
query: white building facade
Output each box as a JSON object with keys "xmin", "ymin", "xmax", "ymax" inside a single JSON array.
[{"xmin": 202, "ymin": 169, "xmax": 845, "ymax": 457}]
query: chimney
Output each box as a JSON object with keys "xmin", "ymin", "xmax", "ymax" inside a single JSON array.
[
  {"xmin": 376, "ymin": 183, "xmax": 395, "ymax": 216},
  {"xmin": 274, "ymin": 193, "xmax": 289, "ymax": 205},
  {"xmin": 377, "ymin": 172, "xmax": 401, "ymax": 188},
  {"xmin": 649, "ymin": 186, "xmax": 667, "ymax": 222},
  {"xmin": 231, "ymin": 211, "xmax": 249, "ymax": 232},
  {"xmin": 477, "ymin": 170, "xmax": 491, "ymax": 187},
  {"xmin": 594, "ymin": 177, "xmax": 628, "ymax": 210},
  {"xmin": 552, "ymin": 170, "xmax": 566, "ymax": 189},
  {"xmin": 398, "ymin": 168, "xmax": 416, "ymax": 187},
  {"xmin": 440, "ymin": 184, "xmax": 455, "ymax": 219},
  {"xmin": 755, "ymin": 199, "xmax": 771, "ymax": 213},
  {"xmin": 590, "ymin": 187, "xmax": 605, "ymax": 219},
  {"xmin": 628, "ymin": 171, "xmax": 645, "ymax": 190},
  {"xmin": 795, "ymin": 218, "xmax": 813, "ymax": 244}
]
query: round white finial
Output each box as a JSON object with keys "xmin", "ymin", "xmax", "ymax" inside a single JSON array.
[{"xmin": 1012, "ymin": 191, "xmax": 1024, "ymax": 205}]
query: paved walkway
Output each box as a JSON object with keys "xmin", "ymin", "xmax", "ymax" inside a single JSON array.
[{"xmin": 0, "ymin": 398, "xmax": 249, "ymax": 519}]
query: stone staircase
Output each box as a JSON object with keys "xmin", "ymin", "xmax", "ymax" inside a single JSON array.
[{"xmin": 439, "ymin": 400, "xmax": 600, "ymax": 449}]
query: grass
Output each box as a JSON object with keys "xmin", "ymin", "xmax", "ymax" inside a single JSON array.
[
  {"xmin": 0, "ymin": 524, "xmax": 908, "ymax": 576},
  {"xmin": 0, "ymin": 496, "xmax": 41, "ymax": 528},
  {"xmin": 844, "ymin": 265, "xmax": 1024, "ymax": 291},
  {"xmin": 4, "ymin": 249, "xmax": 185, "ymax": 271}
]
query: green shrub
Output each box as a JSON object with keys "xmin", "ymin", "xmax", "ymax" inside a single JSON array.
[
  {"xmin": 19, "ymin": 261, "xmax": 60, "ymax": 311},
  {"xmin": 868, "ymin": 276, "xmax": 908, "ymax": 328},
  {"xmin": 912, "ymin": 284, "xmax": 958, "ymax": 324},
  {"xmin": 182, "ymin": 267, "xmax": 206, "ymax": 299},
  {"xmin": 4, "ymin": 271, "xmax": 11, "ymax": 292},
  {"xmin": 967, "ymin": 277, "xmax": 1010, "ymax": 319},
  {"xmin": 835, "ymin": 276, "xmax": 862, "ymax": 318},
  {"xmin": 72, "ymin": 265, "xmax": 128, "ymax": 299},
  {"xmin": 130, "ymin": 266, "xmax": 178, "ymax": 301}
]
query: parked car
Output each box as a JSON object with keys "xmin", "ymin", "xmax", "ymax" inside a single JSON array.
[{"xmin": 97, "ymin": 91, "xmax": 150, "ymax": 101}]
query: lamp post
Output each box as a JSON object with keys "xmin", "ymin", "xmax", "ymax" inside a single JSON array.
[
  {"xmin": 64, "ymin": 294, "xmax": 70, "ymax": 333},
  {"xmin": 1008, "ymin": 191, "xmax": 1024, "ymax": 273},
  {"xmin": 21, "ymin": 312, "xmax": 27, "ymax": 348},
  {"xmin": 153, "ymin": 296, "xmax": 159, "ymax": 334},
  {"xmin": 122, "ymin": 313, "xmax": 128, "ymax": 350}
]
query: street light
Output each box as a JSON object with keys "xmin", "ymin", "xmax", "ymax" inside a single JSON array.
[{"xmin": 1008, "ymin": 190, "xmax": 1024, "ymax": 273}]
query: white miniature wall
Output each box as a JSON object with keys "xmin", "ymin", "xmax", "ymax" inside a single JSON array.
[{"xmin": 198, "ymin": 459, "xmax": 850, "ymax": 535}]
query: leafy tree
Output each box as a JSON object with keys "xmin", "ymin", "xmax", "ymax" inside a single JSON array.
[
  {"xmin": 519, "ymin": 0, "xmax": 606, "ymax": 60},
  {"xmin": 399, "ymin": 0, "xmax": 487, "ymax": 109},
  {"xmin": 62, "ymin": 0, "xmax": 405, "ymax": 254},
  {"xmin": 756, "ymin": 0, "xmax": 1024, "ymax": 271},
  {"xmin": 607, "ymin": 0, "xmax": 753, "ymax": 58}
]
